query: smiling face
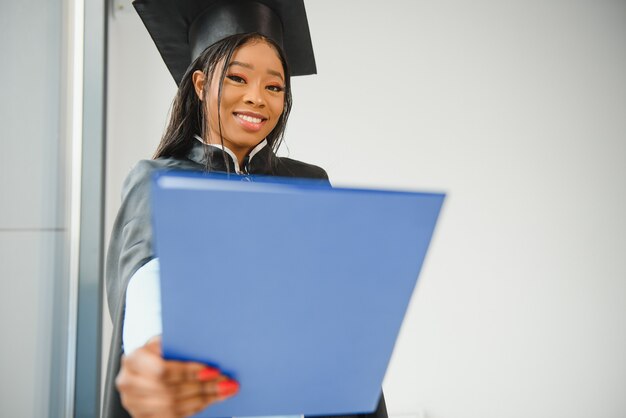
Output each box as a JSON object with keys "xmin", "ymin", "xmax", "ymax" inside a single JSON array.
[{"xmin": 193, "ymin": 39, "xmax": 286, "ymax": 162}]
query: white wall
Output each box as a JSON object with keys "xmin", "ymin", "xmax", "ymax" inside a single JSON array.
[
  {"xmin": 105, "ymin": 1, "xmax": 626, "ymax": 417},
  {"xmin": 0, "ymin": 1, "xmax": 70, "ymax": 417}
]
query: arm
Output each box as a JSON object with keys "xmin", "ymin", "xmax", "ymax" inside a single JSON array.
[
  {"xmin": 118, "ymin": 242, "xmax": 240, "ymax": 417},
  {"xmin": 123, "ymin": 258, "xmax": 162, "ymax": 354},
  {"xmin": 105, "ymin": 161, "xmax": 238, "ymax": 417}
]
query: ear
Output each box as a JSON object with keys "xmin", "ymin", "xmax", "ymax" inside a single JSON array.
[{"xmin": 192, "ymin": 70, "xmax": 206, "ymax": 100}]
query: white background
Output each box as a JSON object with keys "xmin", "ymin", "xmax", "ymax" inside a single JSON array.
[{"xmin": 105, "ymin": 1, "xmax": 626, "ymax": 417}]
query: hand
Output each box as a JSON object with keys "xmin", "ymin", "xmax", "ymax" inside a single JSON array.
[{"xmin": 116, "ymin": 336, "xmax": 239, "ymax": 418}]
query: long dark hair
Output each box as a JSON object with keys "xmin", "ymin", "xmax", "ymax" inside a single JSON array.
[{"xmin": 153, "ymin": 33, "xmax": 292, "ymax": 171}]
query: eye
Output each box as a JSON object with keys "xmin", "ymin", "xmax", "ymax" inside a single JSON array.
[
  {"xmin": 226, "ymin": 74, "xmax": 246, "ymax": 83},
  {"xmin": 266, "ymin": 84, "xmax": 285, "ymax": 93}
]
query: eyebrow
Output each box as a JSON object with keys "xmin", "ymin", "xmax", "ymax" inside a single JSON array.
[{"xmin": 229, "ymin": 60, "xmax": 284, "ymax": 81}]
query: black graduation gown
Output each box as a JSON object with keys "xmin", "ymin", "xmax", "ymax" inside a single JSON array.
[{"xmin": 103, "ymin": 140, "xmax": 388, "ymax": 418}]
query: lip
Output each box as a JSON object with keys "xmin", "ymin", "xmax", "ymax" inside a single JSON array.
[{"xmin": 232, "ymin": 111, "xmax": 268, "ymax": 132}]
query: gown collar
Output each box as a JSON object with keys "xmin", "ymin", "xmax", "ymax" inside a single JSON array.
[{"xmin": 188, "ymin": 135, "xmax": 273, "ymax": 175}]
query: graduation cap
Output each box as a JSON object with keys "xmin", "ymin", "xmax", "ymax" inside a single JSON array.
[{"xmin": 133, "ymin": 0, "xmax": 317, "ymax": 85}]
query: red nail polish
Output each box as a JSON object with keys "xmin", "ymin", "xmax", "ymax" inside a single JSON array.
[
  {"xmin": 197, "ymin": 367, "xmax": 220, "ymax": 381},
  {"xmin": 217, "ymin": 379, "xmax": 240, "ymax": 396}
]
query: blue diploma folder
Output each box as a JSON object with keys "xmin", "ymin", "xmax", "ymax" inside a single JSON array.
[{"xmin": 151, "ymin": 172, "xmax": 445, "ymax": 418}]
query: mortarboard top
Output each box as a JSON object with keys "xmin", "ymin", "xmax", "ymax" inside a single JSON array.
[{"xmin": 133, "ymin": 0, "xmax": 317, "ymax": 85}]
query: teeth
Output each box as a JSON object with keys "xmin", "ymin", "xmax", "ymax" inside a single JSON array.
[{"xmin": 237, "ymin": 114, "xmax": 263, "ymax": 124}]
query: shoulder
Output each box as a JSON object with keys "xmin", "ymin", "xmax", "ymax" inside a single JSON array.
[
  {"xmin": 273, "ymin": 157, "xmax": 329, "ymax": 181},
  {"xmin": 121, "ymin": 158, "xmax": 201, "ymax": 199}
]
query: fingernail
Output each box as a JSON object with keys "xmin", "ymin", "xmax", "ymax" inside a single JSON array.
[
  {"xmin": 197, "ymin": 367, "xmax": 220, "ymax": 381},
  {"xmin": 217, "ymin": 379, "xmax": 240, "ymax": 396}
]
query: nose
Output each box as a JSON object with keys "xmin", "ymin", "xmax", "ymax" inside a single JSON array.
[{"xmin": 243, "ymin": 84, "xmax": 265, "ymax": 107}]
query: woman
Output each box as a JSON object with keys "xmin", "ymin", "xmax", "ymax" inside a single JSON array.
[{"xmin": 104, "ymin": 1, "xmax": 388, "ymax": 417}]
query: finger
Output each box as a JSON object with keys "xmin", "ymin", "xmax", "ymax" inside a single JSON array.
[
  {"xmin": 214, "ymin": 379, "xmax": 240, "ymax": 398},
  {"xmin": 163, "ymin": 359, "xmax": 229, "ymax": 384},
  {"xmin": 174, "ymin": 376, "xmax": 239, "ymax": 400},
  {"xmin": 196, "ymin": 366, "xmax": 223, "ymax": 382},
  {"xmin": 174, "ymin": 381, "xmax": 240, "ymax": 418},
  {"xmin": 172, "ymin": 381, "xmax": 213, "ymax": 401}
]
